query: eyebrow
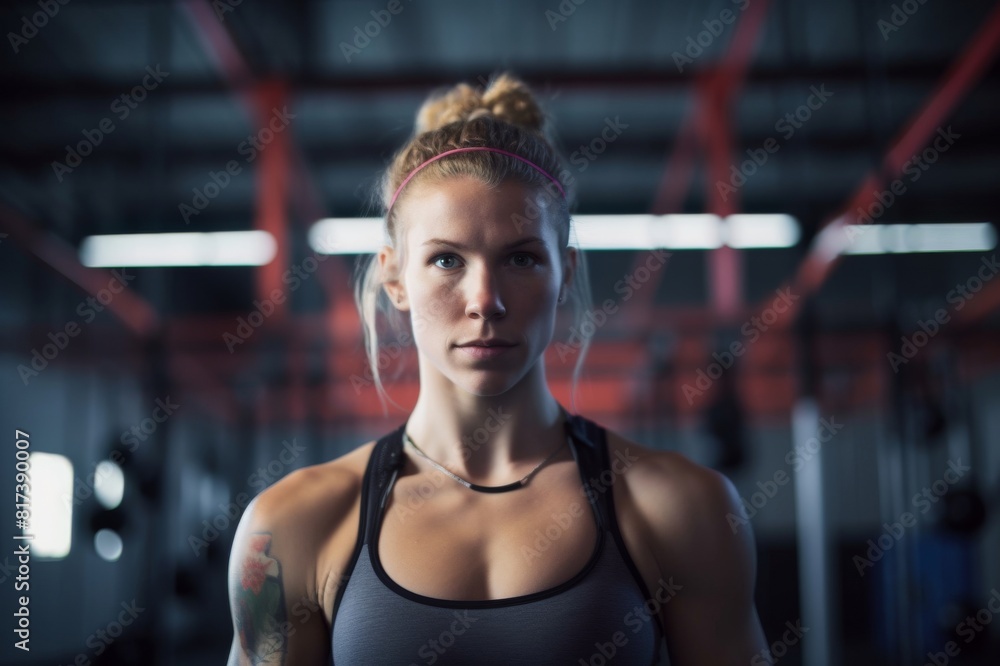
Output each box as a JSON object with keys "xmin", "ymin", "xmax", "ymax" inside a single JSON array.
[{"xmin": 421, "ymin": 236, "xmax": 546, "ymax": 251}]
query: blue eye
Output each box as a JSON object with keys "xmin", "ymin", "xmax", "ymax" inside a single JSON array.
[
  {"xmin": 511, "ymin": 252, "xmax": 538, "ymax": 268},
  {"xmin": 431, "ymin": 254, "xmax": 459, "ymax": 269}
]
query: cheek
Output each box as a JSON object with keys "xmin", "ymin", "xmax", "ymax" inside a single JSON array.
[{"xmin": 408, "ymin": 281, "xmax": 456, "ymax": 328}]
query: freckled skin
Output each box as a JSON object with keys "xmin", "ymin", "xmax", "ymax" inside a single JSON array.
[{"xmin": 385, "ymin": 176, "xmax": 570, "ymax": 400}]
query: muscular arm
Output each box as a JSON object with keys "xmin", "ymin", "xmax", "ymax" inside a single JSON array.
[
  {"xmin": 227, "ymin": 468, "xmax": 344, "ymax": 666},
  {"xmin": 230, "ymin": 532, "xmax": 289, "ymax": 663},
  {"xmin": 637, "ymin": 453, "xmax": 771, "ymax": 665}
]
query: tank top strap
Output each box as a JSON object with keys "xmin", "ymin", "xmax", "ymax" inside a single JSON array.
[
  {"xmin": 360, "ymin": 413, "xmax": 624, "ymax": 548},
  {"xmin": 565, "ymin": 411, "xmax": 661, "ymax": 606},
  {"xmin": 360, "ymin": 421, "xmax": 406, "ymax": 546},
  {"xmin": 563, "ymin": 411, "xmax": 616, "ymax": 533}
]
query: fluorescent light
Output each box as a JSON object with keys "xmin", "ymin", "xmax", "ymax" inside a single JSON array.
[
  {"xmin": 308, "ymin": 214, "xmax": 778, "ymax": 252},
  {"xmin": 841, "ymin": 223, "xmax": 996, "ymax": 254},
  {"xmin": 79, "ymin": 231, "xmax": 277, "ymax": 267},
  {"xmin": 573, "ymin": 215, "xmax": 659, "ymax": 249},
  {"xmin": 28, "ymin": 452, "xmax": 74, "ymax": 559},
  {"xmin": 726, "ymin": 214, "xmax": 800, "ymax": 248},
  {"xmin": 663, "ymin": 214, "xmax": 724, "ymax": 249},
  {"xmin": 308, "ymin": 217, "xmax": 384, "ymax": 254},
  {"xmin": 906, "ymin": 223, "xmax": 996, "ymax": 252}
]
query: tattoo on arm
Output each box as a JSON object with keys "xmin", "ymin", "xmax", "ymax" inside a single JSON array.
[{"xmin": 235, "ymin": 533, "xmax": 289, "ymax": 665}]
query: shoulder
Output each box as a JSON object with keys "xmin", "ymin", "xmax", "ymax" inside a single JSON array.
[
  {"xmin": 244, "ymin": 439, "xmax": 378, "ymax": 536},
  {"xmin": 603, "ymin": 429, "xmax": 756, "ymax": 583}
]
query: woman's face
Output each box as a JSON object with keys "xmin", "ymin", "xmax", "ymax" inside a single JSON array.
[{"xmin": 382, "ymin": 176, "xmax": 574, "ymax": 396}]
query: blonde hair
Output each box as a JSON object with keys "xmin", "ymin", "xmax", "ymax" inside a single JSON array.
[{"xmin": 352, "ymin": 72, "xmax": 594, "ymax": 415}]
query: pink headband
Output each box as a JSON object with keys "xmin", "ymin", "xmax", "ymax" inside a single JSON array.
[{"xmin": 387, "ymin": 146, "xmax": 566, "ymax": 214}]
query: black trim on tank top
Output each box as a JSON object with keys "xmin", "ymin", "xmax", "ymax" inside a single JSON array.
[
  {"xmin": 328, "ymin": 424, "xmax": 401, "ymax": 643},
  {"xmin": 329, "ymin": 412, "xmax": 667, "ymax": 642},
  {"xmin": 588, "ymin": 418, "xmax": 669, "ymax": 643},
  {"xmin": 367, "ymin": 424, "xmax": 608, "ymax": 609}
]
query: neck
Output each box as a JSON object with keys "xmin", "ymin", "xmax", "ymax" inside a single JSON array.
[{"xmin": 403, "ymin": 360, "xmax": 569, "ymax": 484}]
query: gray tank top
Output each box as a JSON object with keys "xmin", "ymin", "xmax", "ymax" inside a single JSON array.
[{"xmin": 331, "ymin": 412, "xmax": 667, "ymax": 665}]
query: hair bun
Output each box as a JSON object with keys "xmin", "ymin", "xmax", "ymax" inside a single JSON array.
[{"xmin": 414, "ymin": 72, "xmax": 545, "ymax": 134}]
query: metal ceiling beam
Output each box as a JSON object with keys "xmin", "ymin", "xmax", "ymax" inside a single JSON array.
[
  {"xmin": 3, "ymin": 62, "xmax": 995, "ymax": 99},
  {"xmin": 181, "ymin": 0, "xmax": 360, "ymax": 424},
  {"xmin": 622, "ymin": 0, "xmax": 773, "ymax": 412},
  {"xmin": 0, "ymin": 204, "xmax": 240, "ymax": 422},
  {"xmin": 0, "ymin": 204, "xmax": 159, "ymax": 337},
  {"xmin": 251, "ymin": 81, "xmax": 291, "ymax": 322},
  {"xmin": 771, "ymin": 1, "xmax": 1000, "ymax": 323}
]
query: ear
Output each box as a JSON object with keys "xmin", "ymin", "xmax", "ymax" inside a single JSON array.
[
  {"xmin": 561, "ymin": 246, "xmax": 578, "ymax": 298},
  {"xmin": 378, "ymin": 245, "xmax": 409, "ymax": 311}
]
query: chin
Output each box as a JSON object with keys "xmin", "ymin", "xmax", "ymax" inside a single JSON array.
[
  {"xmin": 456, "ymin": 374, "xmax": 519, "ymax": 397},
  {"xmin": 440, "ymin": 363, "xmax": 519, "ymax": 395}
]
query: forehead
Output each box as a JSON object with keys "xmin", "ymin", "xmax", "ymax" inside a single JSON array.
[{"xmin": 398, "ymin": 176, "xmax": 559, "ymax": 247}]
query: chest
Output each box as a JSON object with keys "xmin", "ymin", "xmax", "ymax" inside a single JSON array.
[{"xmin": 377, "ymin": 459, "xmax": 601, "ymax": 601}]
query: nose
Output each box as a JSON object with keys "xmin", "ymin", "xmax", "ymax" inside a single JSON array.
[{"xmin": 464, "ymin": 266, "xmax": 506, "ymax": 320}]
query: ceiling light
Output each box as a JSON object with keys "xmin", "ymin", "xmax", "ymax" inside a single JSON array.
[{"xmin": 79, "ymin": 231, "xmax": 277, "ymax": 267}]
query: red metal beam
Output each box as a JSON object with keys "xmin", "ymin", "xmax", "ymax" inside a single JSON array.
[
  {"xmin": 774, "ymin": 1, "xmax": 1000, "ymax": 320},
  {"xmin": 639, "ymin": 0, "xmax": 773, "ymax": 317},
  {"xmin": 251, "ymin": 81, "xmax": 291, "ymax": 321},
  {"xmin": 181, "ymin": 0, "xmax": 358, "ymax": 368},
  {"xmin": 626, "ymin": 1, "xmax": 773, "ymax": 408},
  {"xmin": 0, "ymin": 205, "xmax": 159, "ymax": 337},
  {"xmin": 0, "ymin": 206, "xmax": 242, "ymax": 422}
]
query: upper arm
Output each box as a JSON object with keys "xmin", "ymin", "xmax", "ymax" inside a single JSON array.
[
  {"xmin": 637, "ymin": 454, "xmax": 771, "ymax": 666},
  {"xmin": 228, "ymin": 520, "xmax": 297, "ymax": 665},
  {"xmin": 227, "ymin": 467, "xmax": 353, "ymax": 666}
]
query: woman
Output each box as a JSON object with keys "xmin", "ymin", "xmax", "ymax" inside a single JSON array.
[{"xmin": 227, "ymin": 73, "xmax": 771, "ymax": 665}]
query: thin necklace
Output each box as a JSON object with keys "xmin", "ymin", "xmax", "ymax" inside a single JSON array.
[{"xmin": 403, "ymin": 431, "xmax": 570, "ymax": 493}]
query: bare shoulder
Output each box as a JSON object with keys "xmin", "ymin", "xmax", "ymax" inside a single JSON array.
[
  {"xmin": 226, "ymin": 440, "xmax": 381, "ymax": 664},
  {"xmin": 604, "ymin": 429, "xmax": 754, "ymax": 572},
  {"xmin": 602, "ymin": 429, "xmax": 769, "ymax": 660},
  {"xmin": 246, "ymin": 439, "xmax": 378, "ymax": 535}
]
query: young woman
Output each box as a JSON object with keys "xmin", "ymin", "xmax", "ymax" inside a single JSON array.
[{"xmin": 227, "ymin": 73, "xmax": 770, "ymax": 665}]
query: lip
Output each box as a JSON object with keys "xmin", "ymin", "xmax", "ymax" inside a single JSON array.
[
  {"xmin": 457, "ymin": 343, "xmax": 517, "ymax": 360},
  {"xmin": 458, "ymin": 339, "xmax": 516, "ymax": 347}
]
